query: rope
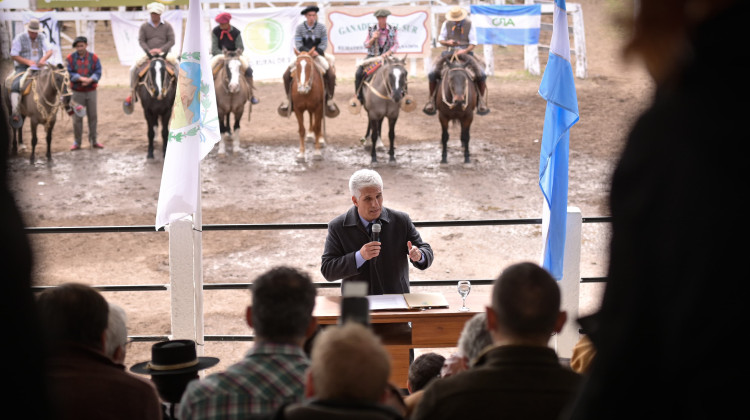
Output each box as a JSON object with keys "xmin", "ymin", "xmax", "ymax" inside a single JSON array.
[
  {"xmin": 30, "ymin": 65, "xmax": 71, "ymax": 129},
  {"xmin": 362, "ymin": 60, "xmax": 407, "ymax": 103},
  {"xmin": 439, "ymin": 67, "xmax": 471, "ymax": 111}
]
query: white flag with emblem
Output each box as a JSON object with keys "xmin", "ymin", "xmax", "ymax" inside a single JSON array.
[{"xmin": 155, "ymin": 0, "xmax": 221, "ymax": 230}]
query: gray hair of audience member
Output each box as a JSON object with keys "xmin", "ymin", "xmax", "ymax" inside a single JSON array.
[
  {"xmin": 250, "ymin": 266, "xmax": 317, "ymax": 343},
  {"xmin": 457, "ymin": 312, "xmax": 493, "ymax": 364},
  {"xmin": 349, "ymin": 169, "xmax": 383, "ymax": 197},
  {"xmin": 491, "ymin": 262, "xmax": 561, "ymax": 339},
  {"xmin": 310, "ymin": 322, "xmax": 391, "ymax": 402},
  {"xmin": 37, "ymin": 283, "xmax": 109, "ymax": 350},
  {"xmin": 408, "ymin": 352, "xmax": 445, "ymax": 392},
  {"xmin": 105, "ymin": 302, "xmax": 128, "ymax": 361}
]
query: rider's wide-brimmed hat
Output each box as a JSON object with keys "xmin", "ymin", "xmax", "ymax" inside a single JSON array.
[
  {"xmin": 26, "ymin": 18, "xmax": 41, "ymax": 33},
  {"xmin": 131, "ymin": 340, "xmax": 219, "ymax": 376},
  {"xmin": 401, "ymin": 95, "xmax": 416, "ymax": 112},
  {"xmin": 445, "ymin": 6, "xmax": 468, "ymax": 22},
  {"xmin": 215, "ymin": 12, "xmax": 231, "ymax": 24},
  {"xmin": 374, "ymin": 9, "xmax": 391, "ymax": 18},
  {"xmin": 147, "ymin": 2, "xmax": 165, "ymax": 15},
  {"xmin": 301, "ymin": 6, "xmax": 319, "ymax": 15}
]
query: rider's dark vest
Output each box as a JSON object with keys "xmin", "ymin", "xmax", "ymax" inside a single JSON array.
[
  {"xmin": 366, "ymin": 24, "xmax": 397, "ymax": 57},
  {"xmin": 300, "ymin": 22, "xmax": 325, "ymax": 56},
  {"xmin": 213, "ymin": 26, "xmax": 241, "ymax": 52},
  {"xmin": 445, "ymin": 19, "xmax": 473, "ymax": 49}
]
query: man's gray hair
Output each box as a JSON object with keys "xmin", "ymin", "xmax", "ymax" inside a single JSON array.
[
  {"xmin": 105, "ymin": 302, "xmax": 128, "ymax": 359},
  {"xmin": 349, "ymin": 169, "xmax": 383, "ymax": 197},
  {"xmin": 457, "ymin": 312, "xmax": 493, "ymax": 364}
]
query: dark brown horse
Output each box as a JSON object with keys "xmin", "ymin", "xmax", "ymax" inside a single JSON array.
[
  {"xmin": 290, "ymin": 50, "xmax": 326, "ymax": 163},
  {"xmin": 135, "ymin": 54, "xmax": 177, "ymax": 159},
  {"xmin": 3, "ymin": 64, "xmax": 72, "ymax": 164},
  {"xmin": 437, "ymin": 58, "xmax": 478, "ymax": 164},
  {"xmin": 213, "ymin": 49, "xmax": 251, "ymax": 155},
  {"xmin": 361, "ymin": 56, "xmax": 408, "ymax": 163}
]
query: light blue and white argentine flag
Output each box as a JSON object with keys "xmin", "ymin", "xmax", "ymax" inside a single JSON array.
[
  {"xmin": 155, "ymin": 0, "xmax": 221, "ymax": 230},
  {"xmin": 538, "ymin": 0, "xmax": 579, "ymax": 280},
  {"xmin": 470, "ymin": 4, "xmax": 541, "ymax": 45}
]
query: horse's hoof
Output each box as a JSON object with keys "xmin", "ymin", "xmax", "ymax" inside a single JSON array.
[
  {"xmin": 313, "ymin": 151, "xmax": 323, "ymax": 161},
  {"xmin": 19, "ymin": 143, "xmax": 27, "ymax": 151},
  {"xmin": 359, "ymin": 136, "xmax": 367, "ymax": 145},
  {"xmin": 296, "ymin": 153, "xmax": 306, "ymax": 163},
  {"xmin": 147, "ymin": 154, "xmax": 155, "ymax": 159},
  {"xmin": 305, "ymin": 135, "xmax": 315, "ymax": 143},
  {"xmin": 319, "ymin": 139, "xmax": 326, "ymax": 148}
]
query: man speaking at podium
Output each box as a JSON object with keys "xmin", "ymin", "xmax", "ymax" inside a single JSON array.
[{"xmin": 321, "ymin": 169, "xmax": 434, "ymax": 295}]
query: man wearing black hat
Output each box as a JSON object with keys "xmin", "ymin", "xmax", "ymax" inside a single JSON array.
[
  {"xmin": 279, "ymin": 5, "xmax": 339, "ymax": 117},
  {"xmin": 353, "ymin": 9, "xmax": 399, "ymax": 107},
  {"xmin": 66, "ymin": 36, "xmax": 103, "ymax": 151},
  {"xmin": 210, "ymin": 12, "xmax": 258, "ymax": 105},
  {"xmin": 132, "ymin": 340, "xmax": 220, "ymax": 420}
]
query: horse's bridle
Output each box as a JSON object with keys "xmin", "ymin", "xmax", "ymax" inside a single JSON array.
[
  {"xmin": 31, "ymin": 65, "xmax": 72, "ymax": 127},
  {"xmin": 363, "ymin": 61, "xmax": 407, "ymax": 102},
  {"xmin": 140, "ymin": 58, "xmax": 175, "ymax": 100},
  {"xmin": 220, "ymin": 55, "xmax": 244, "ymax": 94},
  {"xmin": 440, "ymin": 67, "xmax": 471, "ymax": 111},
  {"xmin": 294, "ymin": 54, "xmax": 319, "ymax": 95}
]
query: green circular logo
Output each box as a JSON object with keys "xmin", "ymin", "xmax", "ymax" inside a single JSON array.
[{"xmin": 243, "ymin": 19, "xmax": 284, "ymax": 55}]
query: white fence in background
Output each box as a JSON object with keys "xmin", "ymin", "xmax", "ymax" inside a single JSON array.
[{"xmin": 1, "ymin": 1, "xmax": 586, "ymax": 79}]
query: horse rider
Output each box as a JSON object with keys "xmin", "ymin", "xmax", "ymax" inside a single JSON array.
[
  {"xmin": 353, "ymin": 9, "xmax": 399, "ymax": 107},
  {"xmin": 123, "ymin": 2, "xmax": 177, "ymax": 114},
  {"xmin": 278, "ymin": 5, "xmax": 339, "ymax": 116},
  {"xmin": 423, "ymin": 6, "xmax": 490, "ymax": 116},
  {"xmin": 7, "ymin": 18, "xmax": 54, "ymax": 127},
  {"xmin": 209, "ymin": 12, "xmax": 259, "ymax": 105}
]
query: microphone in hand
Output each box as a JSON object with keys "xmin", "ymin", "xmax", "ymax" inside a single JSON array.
[{"xmin": 371, "ymin": 222, "xmax": 381, "ymax": 242}]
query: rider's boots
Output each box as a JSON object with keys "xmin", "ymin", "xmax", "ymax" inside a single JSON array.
[
  {"xmin": 354, "ymin": 66, "xmax": 365, "ymax": 105},
  {"xmin": 422, "ymin": 80, "xmax": 437, "ymax": 115},
  {"xmin": 279, "ymin": 69, "xmax": 292, "ymax": 112},
  {"xmin": 324, "ymin": 70, "xmax": 339, "ymax": 116},
  {"xmin": 476, "ymin": 79, "xmax": 490, "ymax": 115},
  {"xmin": 245, "ymin": 67, "xmax": 259, "ymax": 104}
]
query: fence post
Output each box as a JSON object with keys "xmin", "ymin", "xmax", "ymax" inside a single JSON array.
[
  {"xmin": 169, "ymin": 219, "xmax": 202, "ymax": 344},
  {"xmin": 555, "ymin": 206, "xmax": 581, "ymax": 358}
]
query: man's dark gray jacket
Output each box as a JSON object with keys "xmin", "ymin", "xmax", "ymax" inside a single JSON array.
[{"xmin": 321, "ymin": 206, "xmax": 433, "ymax": 295}]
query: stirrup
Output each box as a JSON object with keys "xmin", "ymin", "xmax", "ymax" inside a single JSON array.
[
  {"xmin": 422, "ymin": 102, "xmax": 436, "ymax": 116},
  {"xmin": 477, "ymin": 106, "xmax": 490, "ymax": 116}
]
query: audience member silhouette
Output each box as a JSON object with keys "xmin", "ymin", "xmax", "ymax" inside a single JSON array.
[
  {"xmin": 565, "ymin": 1, "xmax": 746, "ymax": 418},
  {"xmin": 132, "ymin": 339, "xmax": 220, "ymax": 420},
  {"xmin": 179, "ymin": 266, "xmax": 318, "ymax": 419},
  {"xmin": 412, "ymin": 262, "xmax": 582, "ymax": 420},
  {"xmin": 273, "ymin": 322, "xmax": 404, "ymax": 419},
  {"xmin": 37, "ymin": 282, "xmax": 162, "ymax": 419},
  {"xmin": 0, "ymin": 100, "xmax": 51, "ymax": 418}
]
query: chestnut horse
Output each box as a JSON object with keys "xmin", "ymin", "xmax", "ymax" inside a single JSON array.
[
  {"xmin": 437, "ymin": 58, "xmax": 478, "ymax": 164},
  {"xmin": 290, "ymin": 50, "xmax": 326, "ymax": 162}
]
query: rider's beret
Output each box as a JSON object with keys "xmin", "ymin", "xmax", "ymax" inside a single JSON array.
[
  {"xmin": 374, "ymin": 9, "xmax": 391, "ymax": 18},
  {"xmin": 301, "ymin": 6, "xmax": 319, "ymax": 15},
  {"xmin": 215, "ymin": 12, "xmax": 231, "ymax": 24},
  {"xmin": 73, "ymin": 36, "xmax": 88, "ymax": 47}
]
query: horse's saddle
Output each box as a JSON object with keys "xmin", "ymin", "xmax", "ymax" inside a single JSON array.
[{"xmin": 4, "ymin": 69, "xmax": 39, "ymax": 96}]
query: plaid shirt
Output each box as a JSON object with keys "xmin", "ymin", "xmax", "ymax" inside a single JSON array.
[{"xmin": 178, "ymin": 343, "xmax": 309, "ymax": 420}]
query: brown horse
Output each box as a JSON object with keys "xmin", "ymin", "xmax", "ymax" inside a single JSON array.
[
  {"xmin": 290, "ymin": 50, "xmax": 326, "ymax": 163},
  {"xmin": 361, "ymin": 56, "xmax": 408, "ymax": 163},
  {"xmin": 3, "ymin": 64, "xmax": 72, "ymax": 164},
  {"xmin": 437, "ymin": 58, "xmax": 478, "ymax": 164},
  {"xmin": 213, "ymin": 49, "xmax": 251, "ymax": 155},
  {"xmin": 135, "ymin": 54, "xmax": 177, "ymax": 159}
]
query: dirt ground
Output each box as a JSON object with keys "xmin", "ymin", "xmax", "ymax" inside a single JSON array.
[{"xmin": 5, "ymin": 1, "xmax": 651, "ymax": 374}]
